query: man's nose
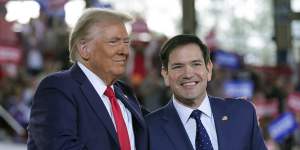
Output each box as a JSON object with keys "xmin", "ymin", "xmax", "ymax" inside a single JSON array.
[
  {"xmin": 120, "ymin": 43, "xmax": 129, "ymax": 55},
  {"xmin": 182, "ymin": 65, "xmax": 194, "ymax": 78}
]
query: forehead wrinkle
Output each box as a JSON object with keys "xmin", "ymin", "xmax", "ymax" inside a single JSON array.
[{"xmin": 87, "ymin": 21, "xmax": 128, "ymax": 39}]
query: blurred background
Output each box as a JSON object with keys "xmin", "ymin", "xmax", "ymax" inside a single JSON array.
[{"xmin": 0, "ymin": 0, "xmax": 300, "ymax": 149}]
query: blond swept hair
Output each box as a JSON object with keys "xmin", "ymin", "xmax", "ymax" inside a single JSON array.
[{"xmin": 68, "ymin": 8, "xmax": 132, "ymax": 63}]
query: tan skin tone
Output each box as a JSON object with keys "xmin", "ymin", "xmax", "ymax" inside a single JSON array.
[
  {"xmin": 161, "ymin": 43, "xmax": 213, "ymax": 109},
  {"xmin": 77, "ymin": 20, "xmax": 130, "ymax": 85}
]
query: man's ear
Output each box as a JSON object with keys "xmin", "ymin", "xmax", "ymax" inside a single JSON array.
[
  {"xmin": 77, "ymin": 40, "xmax": 90, "ymax": 60},
  {"xmin": 207, "ymin": 60, "xmax": 213, "ymax": 81},
  {"xmin": 161, "ymin": 68, "xmax": 169, "ymax": 87}
]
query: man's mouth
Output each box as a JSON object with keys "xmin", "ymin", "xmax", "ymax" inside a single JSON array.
[
  {"xmin": 180, "ymin": 81, "xmax": 199, "ymax": 87},
  {"xmin": 114, "ymin": 58, "xmax": 127, "ymax": 64}
]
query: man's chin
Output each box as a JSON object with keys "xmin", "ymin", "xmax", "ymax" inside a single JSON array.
[
  {"xmin": 177, "ymin": 94, "xmax": 198, "ymax": 101},
  {"xmin": 180, "ymin": 91, "xmax": 198, "ymax": 99},
  {"xmin": 113, "ymin": 69, "xmax": 126, "ymax": 77},
  {"xmin": 183, "ymin": 96, "xmax": 197, "ymax": 101}
]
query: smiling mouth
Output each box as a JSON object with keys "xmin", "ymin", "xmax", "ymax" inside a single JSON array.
[
  {"xmin": 180, "ymin": 81, "xmax": 199, "ymax": 87},
  {"xmin": 114, "ymin": 59, "xmax": 127, "ymax": 64}
]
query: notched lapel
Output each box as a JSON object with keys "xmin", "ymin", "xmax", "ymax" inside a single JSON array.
[
  {"xmin": 162, "ymin": 102, "xmax": 194, "ymax": 150},
  {"xmin": 114, "ymin": 85, "xmax": 148, "ymax": 150},
  {"xmin": 114, "ymin": 86, "xmax": 146, "ymax": 129},
  {"xmin": 210, "ymin": 97, "xmax": 230, "ymax": 150},
  {"xmin": 80, "ymin": 81, "xmax": 119, "ymax": 145},
  {"xmin": 71, "ymin": 63, "xmax": 120, "ymax": 146}
]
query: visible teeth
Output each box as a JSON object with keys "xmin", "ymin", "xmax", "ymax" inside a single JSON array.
[
  {"xmin": 116, "ymin": 60, "xmax": 126, "ymax": 63},
  {"xmin": 182, "ymin": 82, "xmax": 196, "ymax": 86}
]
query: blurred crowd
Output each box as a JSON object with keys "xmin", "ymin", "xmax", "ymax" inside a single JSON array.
[{"xmin": 0, "ymin": 2, "xmax": 300, "ymax": 150}]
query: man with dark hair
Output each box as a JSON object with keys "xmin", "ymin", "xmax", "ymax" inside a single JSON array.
[
  {"xmin": 146, "ymin": 34, "xmax": 266, "ymax": 150},
  {"xmin": 28, "ymin": 8, "xmax": 148, "ymax": 150}
]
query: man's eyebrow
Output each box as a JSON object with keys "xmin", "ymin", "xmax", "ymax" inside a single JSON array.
[
  {"xmin": 170, "ymin": 62, "xmax": 184, "ymax": 66},
  {"xmin": 169, "ymin": 59, "xmax": 203, "ymax": 66},
  {"xmin": 191, "ymin": 59, "xmax": 203, "ymax": 63},
  {"xmin": 107, "ymin": 37, "xmax": 130, "ymax": 40}
]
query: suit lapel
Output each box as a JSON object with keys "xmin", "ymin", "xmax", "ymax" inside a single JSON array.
[
  {"xmin": 70, "ymin": 64, "xmax": 119, "ymax": 145},
  {"xmin": 114, "ymin": 85, "xmax": 148, "ymax": 150},
  {"xmin": 162, "ymin": 101, "xmax": 194, "ymax": 150},
  {"xmin": 114, "ymin": 85, "xmax": 146, "ymax": 128},
  {"xmin": 209, "ymin": 97, "xmax": 231, "ymax": 150}
]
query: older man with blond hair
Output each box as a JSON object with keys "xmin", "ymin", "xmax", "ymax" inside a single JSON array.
[{"xmin": 28, "ymin": 8, "xmax": 148, "ymax": 150}]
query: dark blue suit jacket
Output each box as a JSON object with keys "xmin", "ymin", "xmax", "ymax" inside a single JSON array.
[
  {"xmin": 27, "ymin": 64, "xmax": 148, "ymax": 150},
  {"xmin": 146, "ymin": 97, "xmax": 267, "ymax": 150}
]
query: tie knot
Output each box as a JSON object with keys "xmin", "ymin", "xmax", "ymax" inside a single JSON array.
[
  {"xmin": 104, "ymin": 86, "xmax": 115, "ymax": 99},
  {"xmin": 190, "ymin": 109, "xmax": 202, "ymax": 120}
]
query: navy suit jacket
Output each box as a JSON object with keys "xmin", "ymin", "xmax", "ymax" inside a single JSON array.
[
  {"xmin": 27, "ymin": 64, "xmax": 148, "ymax": 150},
  {"xmin": 145, "ymin": 97, "xmax": 267, "ymax": 150}
]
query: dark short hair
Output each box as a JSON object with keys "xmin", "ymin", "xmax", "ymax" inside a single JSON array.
[{"xmin": 160, "ymin": 34, "xmax": 210, "ymax": 69}]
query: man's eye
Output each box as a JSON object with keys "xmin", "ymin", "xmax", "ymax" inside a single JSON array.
[
  {"xmin": 123, "ymin": 39, "xmax": 130, "ymax": 44},
  {"xmin": 109, "ymin": 40, "xmax": 118, "ymax": 44},
  {"xmin": 192, "ymin": 63, "xmax": 201, "ymax": 66},
  {"xmin": 171, "ymin": 65, "xmax": 182, "ymax": 69}
]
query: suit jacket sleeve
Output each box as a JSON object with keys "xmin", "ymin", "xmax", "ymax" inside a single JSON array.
[{"xmin": 28, "ymin": 76, "xmax": 86, "ymax": 150}]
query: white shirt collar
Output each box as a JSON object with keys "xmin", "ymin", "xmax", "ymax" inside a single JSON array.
[
  {"xmin": 173, "ymin": 94, "xmax": 212, "ymax": 124},
  {"xmin": 198, "ymin": 95, "xmax": 213, "ymax": 118},
  {"xmin": 77, "ymin": 62, "xmax": 113, "ymax": 95}
]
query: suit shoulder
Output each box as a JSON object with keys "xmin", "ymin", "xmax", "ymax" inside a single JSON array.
[
  {"xmin": 40, "ymin": 69, "xmax": 71, "ymax": 84},
  {"xmin": 226, "ymin": 97, "xmax": 254, "ymax": 108},
  {"xmin": 37, "ymin": 69, "xmax": 75, "ymax": 92},
  {"xmin": 223, "ymin": 97, "xmax": 256, "ymax": 114},
  {"xmin": 145, "ymin": 105, "xmax": 167, "ymax": 122},
  {"xmin": 210, "ymin": 96, "xmax": 255, "ymax": 111}
]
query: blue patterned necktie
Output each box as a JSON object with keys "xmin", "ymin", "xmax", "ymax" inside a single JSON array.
[{"xmin": 190, "ymin": 110, "xmax": 214, "ymax": 150}]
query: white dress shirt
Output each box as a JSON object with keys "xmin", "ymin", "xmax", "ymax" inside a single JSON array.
[
  {"xmin": 78, "ymin": 62, "xmax": 136, "ymax": 150},
  {"xmin": 173, "ymin": 95, "xmax": 218, "ymax": 150}
]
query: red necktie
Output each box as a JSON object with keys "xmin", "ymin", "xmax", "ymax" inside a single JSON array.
[{"xmin": 104, "ymin": 86, "xmax": 131, "ymax": 150}]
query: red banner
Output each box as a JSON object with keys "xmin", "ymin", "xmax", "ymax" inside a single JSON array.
[
  {"xmin": 0, "ymin": 45, "xmax": 22, "ymax": 64},
  {"xmin": 254, "ymin": 99, "xmax": 279, "ymax": 118},
  {"xmin": 287, "ymin": 92, "xmax": 300, "ymax": 113}
]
